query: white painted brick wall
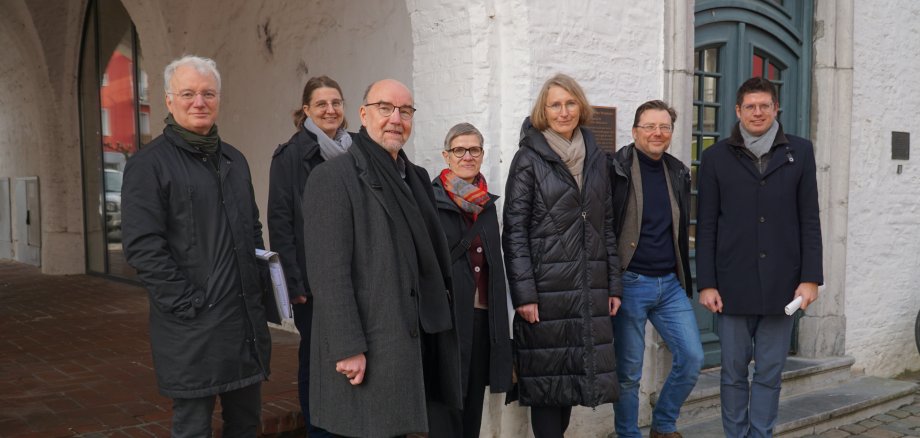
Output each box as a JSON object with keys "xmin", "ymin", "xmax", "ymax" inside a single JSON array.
[{"xmin": 847, "ymin": 0, "xmax": 920, "ymax": 376}]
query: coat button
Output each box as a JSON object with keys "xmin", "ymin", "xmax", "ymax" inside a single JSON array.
[
  {"xmin": 630, "ymin": 242, "xmax": 637, "ymax": 248},
  {"xmin": 759, "ymin": 217, "xmax": 766, "ymax": 223},
  {"xmin": 760, "ymin": 252, "xmax": 767, "ymax": 258},
  {"xmin": 760, "ymin": 180, "xmax": 766, "ymax": 186}
]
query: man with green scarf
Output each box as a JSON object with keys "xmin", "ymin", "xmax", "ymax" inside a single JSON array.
[{"xmin": 122, "ymin": 55, "xmax": 271, "ymax": 438}]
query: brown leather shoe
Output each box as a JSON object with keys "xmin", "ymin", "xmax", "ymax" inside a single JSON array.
[{"xmin": 650, "ymin": 430, "xmax": 683, "ymax": 438}]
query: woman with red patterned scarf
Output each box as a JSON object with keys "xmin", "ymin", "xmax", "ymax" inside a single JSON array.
[{"xmin": 430, "ymin": 123, "xmax": 512, "ymax": 438}]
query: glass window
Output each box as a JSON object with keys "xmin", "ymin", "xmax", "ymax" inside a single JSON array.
[
  {"xmin": 80, "ymin": 0, "xmax": 147, "ymax": 280},
  {"xmin": 691, "ymin": 46, "xmax": 724, "ymax": 252}
]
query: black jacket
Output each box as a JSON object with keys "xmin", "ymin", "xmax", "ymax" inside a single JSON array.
[
  {"xmin": 122, "ymin": 127, "xmax": 271, "ymax": 398},
  {"xmin": 432, "ymin": 178, "xmax": 513, "ymax": 395},
  {"xmin": 502, "ymin": 118, "xmax": 620, "ymax": 407},
  {"xmin": 696, "ymin": 123, "xmax": 824, "ymax": 315},
  {"xmin": 268, "ymin": 128, "xmax": 326, "ymax": 301},
  {"xmin": 609, "ymin": 144, "xmax": 693, "ymax": 294}
]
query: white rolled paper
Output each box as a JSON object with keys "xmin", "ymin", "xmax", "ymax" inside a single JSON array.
[{"xmin": 784, "ymin": 296, "xmax": 803, "ymax": 316}]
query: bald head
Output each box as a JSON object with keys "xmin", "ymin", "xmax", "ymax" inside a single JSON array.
[{"xmin": 360, "ymin": 79, "xmax": 414, "ymax": 158}]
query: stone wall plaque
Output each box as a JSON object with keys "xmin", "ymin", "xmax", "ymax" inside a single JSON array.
[{"xmin": 587, "ymin": 106, "xmax": 616, "ymax": 154}]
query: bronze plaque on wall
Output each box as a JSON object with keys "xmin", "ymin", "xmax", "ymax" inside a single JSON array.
[{"xmin": 587, "ymin": 106, "xmax": 617, "ymax": 154}]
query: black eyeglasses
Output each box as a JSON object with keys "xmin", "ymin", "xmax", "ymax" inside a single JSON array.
[
  {"xmin": 365, "ymin": 101, "xmax": 417, "ymax": 120},
  {"xmin": 447, "ymin": 147, "xmax": 484, "ymax": 158}
]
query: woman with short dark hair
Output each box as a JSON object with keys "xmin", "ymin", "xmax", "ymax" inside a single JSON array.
[{"xmin": 430, "ymin": 122, "xmax": 512, "ymax": 437}]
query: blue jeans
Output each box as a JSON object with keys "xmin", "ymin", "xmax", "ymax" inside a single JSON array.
[
  {"xmin": 612, "ymin": 271, "xmax": 703, "ymax": 437},
  {"xmin": 717, "ymin": 314, "xmax": 794, "ymax": 438}
]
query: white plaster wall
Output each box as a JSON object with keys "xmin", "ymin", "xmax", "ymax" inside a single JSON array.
[
  {"xmin": 846, "ymin": 0, "xmax": 920, "ymax": 376},
  {"xmin": 407, "ymin": 2, "xmax": 670, "ymax": 435},
  {"xmin": 0, "ymin": 0, "xmax": 85, "ymax": 273}
]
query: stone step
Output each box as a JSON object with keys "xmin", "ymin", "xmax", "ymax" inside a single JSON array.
[
  {"xmin": 677, "ymin": 376, "xmax": 918, "ymax": 437},
  {"xmin": 662, "ymin": 356, "xmax": 856, "ymax": 426}
]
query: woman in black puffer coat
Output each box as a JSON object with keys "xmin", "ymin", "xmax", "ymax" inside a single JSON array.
[{"xmin": 502, "ymin": 73, "xmax": 622, "ymax": 438}]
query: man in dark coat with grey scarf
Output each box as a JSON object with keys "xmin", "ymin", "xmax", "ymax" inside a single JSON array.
[
  {"xmin": 697, "ymin": 77, "xmax": 823, "ymax": 438},
  {"xmin": 122, "ymin": 55, "xmax": 271, "ymax": 437},
  {"xmin": 303, "ymin": 79, "xmax": 461, "ymax": 437}
]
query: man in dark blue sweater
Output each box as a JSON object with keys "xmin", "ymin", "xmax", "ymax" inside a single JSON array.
[{"xmin": 609, "ymin": 100, "xmax": 703, "ymax": 438}]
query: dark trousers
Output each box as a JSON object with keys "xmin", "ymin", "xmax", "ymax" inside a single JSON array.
[
  {"xmin": 530, "ymin": 406, "xmax": 572, "ymax": 438},
  {"xmin": 717, "ymin": 314, "xmax": 795, "ymax": 438},
  {"xmin": 171, "ymin": 381, "xmax": 261, "ymax": 438},
  {"xmin": 429, "ymin": 309, "xmax": 492, "ymax": 438},
  {"xmin": 293, "ymin": 302, "xmax": 330, "ymax": 437}
]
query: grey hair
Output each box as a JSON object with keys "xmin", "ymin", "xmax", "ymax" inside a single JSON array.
[
  {"xmin": 163, "ymin": 55, "xmax": 221, "ymax": 96},
  {"xmin": 443, "ymin": 122, "xmax": 484, "ymax": 150}
]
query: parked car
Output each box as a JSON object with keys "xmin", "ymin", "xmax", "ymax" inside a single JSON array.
[{"xmin": 104, "ymin": 169, "xmax": 122, "ymax": 242}]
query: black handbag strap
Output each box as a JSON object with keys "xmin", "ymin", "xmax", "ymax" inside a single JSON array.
[{"xmin": 450, "ymin": 219, "xmax": 484, "ymax": 262}]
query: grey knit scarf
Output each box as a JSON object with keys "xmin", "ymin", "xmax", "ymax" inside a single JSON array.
[
  {"xmin": 303, "ymin": 117, "xmax": 352, "ymax": 161},
  {"xmin": 740, "ymin": 120, "xmax": 780, "ymax": 158}
]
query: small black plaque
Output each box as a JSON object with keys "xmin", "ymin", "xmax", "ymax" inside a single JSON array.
[
  {"xmin": 892, "ymin": 131, "xmax": 910, "ymax": 160},
  {"xmin": 586, "ymin": 106, "xmax": 617, "ymax": 154}
]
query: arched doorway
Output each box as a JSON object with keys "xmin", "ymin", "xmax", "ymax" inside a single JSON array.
[{"xmin": 692, "ymin": 0, "xmax": 814, "ymax": 366}]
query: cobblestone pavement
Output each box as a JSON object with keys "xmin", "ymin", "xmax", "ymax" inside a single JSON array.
[
  {"xmin": 804, "ymin": 373, "xmax": 920, "ymax": 438},
  {"xmin": 0, "ymin": 261, "xmax": 303, "ymax": 437}
]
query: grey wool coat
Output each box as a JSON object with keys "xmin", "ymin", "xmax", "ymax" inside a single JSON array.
[{"xmin": 303, "ymin": 136, "xmax": 461, "ymax": 437}]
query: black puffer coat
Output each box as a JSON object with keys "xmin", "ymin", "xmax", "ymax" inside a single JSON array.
[{"xmin": 502, "ymin": 118, "xmax": 621, "ymax": 407}]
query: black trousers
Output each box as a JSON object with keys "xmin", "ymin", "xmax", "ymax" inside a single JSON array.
[
  {"xmin": 530, "ymin": 405, "xmax": 572, "ymax": 438},
  {"xmin": 171, "ymin": 381, "xmax": 261, "ymax": 438},
  {"xmin": 429, "ymin": 309, "xmax": 492, "ymax": 438}
]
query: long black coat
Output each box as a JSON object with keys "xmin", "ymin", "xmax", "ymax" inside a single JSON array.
[
  {"xmin": 432, "ymin": 178, "xmax": 513, "ymax": 395},
  {"xmin": 122, "ymin": 128, "xmax": 271, "ymax": 398},
  {"xmin": 267, "ymin": 128, "xmax": 325, "ymax": 301},
  {"xmin": 303, "ymin": 136, "xmax": 461, "ymax": 437},
  {"xmin": 609, "ymin": 144, "xmax": 693, "ymax": 294},
  {"xmin": 696, "ymin": 123, "xmax": 823, "ymax": 315},
  {"xmin": 502, "ymin": 119, "xmax": 620, "ymax": 408}
]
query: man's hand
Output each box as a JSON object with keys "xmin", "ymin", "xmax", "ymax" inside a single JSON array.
[
  {"xmin": 516, "ymin": 303, "xmax": 540, "ymax": 324},
  {"xmin": 292, "ymin": 296, "xmax": 308, "ymax": 305},
  {"xmin": 335, "ymin": 353, "xmax": 366, "ymax": 385},
  {"xmin": 699, "ymin": 288, "xmax": 723, "ymax": 313},
  {"xmin": 795, "ymin": 282, "xmax": 819, "ymax": 310},
  {"xmin": 609, "ymin": 296, "xmax": 621, "ymax": 316}
]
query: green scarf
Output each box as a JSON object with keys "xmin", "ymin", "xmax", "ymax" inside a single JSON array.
[{"xmin": 164, "ymin": 113, "xmax": 220, "ymax": 154}]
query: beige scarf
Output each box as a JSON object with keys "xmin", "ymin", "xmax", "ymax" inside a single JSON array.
[{"xmin": 543, "ymin": 128, "xmax": 586, "ymax": 189}]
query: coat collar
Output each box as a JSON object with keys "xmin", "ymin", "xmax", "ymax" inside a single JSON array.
[{"xmin": 725, "ymin": 122, "xmax": 794, "ymax": 179}]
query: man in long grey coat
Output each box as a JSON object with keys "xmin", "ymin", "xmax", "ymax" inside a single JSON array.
[{"xmin": 303, "ymin": 79, "xmax": 461, "ymax": 437}]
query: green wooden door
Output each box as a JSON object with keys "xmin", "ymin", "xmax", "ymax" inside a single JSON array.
[{"xmin": 692, "ymin": 0, "xmax": 814, "ymax": 367}]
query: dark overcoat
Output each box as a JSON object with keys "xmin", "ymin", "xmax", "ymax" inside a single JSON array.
[
  {"xmin": 695, "ymin": 123, "xmax": 823, "ymax": 315},
  {"xmin": 303, "ymin": 138, "xmax": 461, "ymax": 437},
  {"xmin": 122, "ymin": 127, "xmax": 271, "ymax": 398},
  {"xmin": 432, "ymin": 179, "xmax": 513, "ymax": 395},
  {"xmin": 502, "ymin": 118, "xmax": 621, "ymax": 408},
  {"xmin": 267, "ymin": 128, "xmax": 325, "ymax": 301}
]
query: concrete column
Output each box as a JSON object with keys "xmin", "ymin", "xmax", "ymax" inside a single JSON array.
[{"xmin": 797, "ymin": 0, "xmax": 853, "ymax": 357}]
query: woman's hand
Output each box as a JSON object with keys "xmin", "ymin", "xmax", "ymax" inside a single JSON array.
[
  {"xmin": 609, "ymin": 296, "xmax": 621, "ymax": 316},
  {"xmin": 516, "ymin": 303, "xmax": 540, "ymax": 324}
]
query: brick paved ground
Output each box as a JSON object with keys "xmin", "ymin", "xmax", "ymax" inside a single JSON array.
[{"xmin": 0, "ymin": 261, "xmax": 304, "ymax": 437}]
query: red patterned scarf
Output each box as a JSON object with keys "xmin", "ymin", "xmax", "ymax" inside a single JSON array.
[{"xmin": 439, "ymin": 168, "xmax": 490, "ymax": 220}]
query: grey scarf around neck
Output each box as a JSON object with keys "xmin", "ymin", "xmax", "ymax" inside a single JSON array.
[
  {"xmin": 304, "ymin": 118, "xmax": 352, "ymax": 161},
  {"xmin": 740, "ymin": 119, "xmax": 780, "ymax": 158}
]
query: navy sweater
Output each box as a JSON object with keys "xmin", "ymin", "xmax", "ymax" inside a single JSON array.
[{"xmin": 628, "ymin": 150, "xmax": 676, "ymax": 276}]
